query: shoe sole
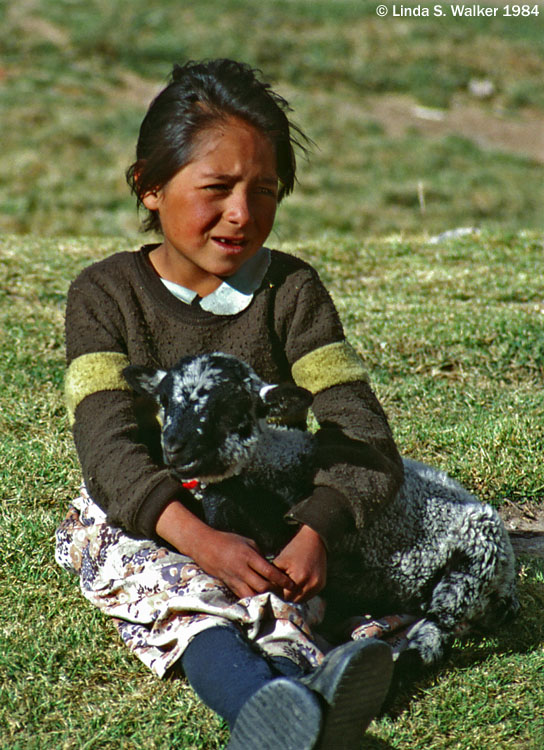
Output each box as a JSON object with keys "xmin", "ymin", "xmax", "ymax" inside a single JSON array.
[
  {"xmin": 317, "ymin": 640, "xmax": 393, "ymax": 750},
  {"xmin": 227, "ymin": 678, "xmax": 322, "ymax": 750}
]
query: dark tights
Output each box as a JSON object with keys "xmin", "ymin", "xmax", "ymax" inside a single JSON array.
[{"xmin": 180, "ymin": 625, "xmax": 305, "ymax": 727}]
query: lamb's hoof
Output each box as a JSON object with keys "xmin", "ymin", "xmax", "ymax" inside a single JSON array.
[
  {"xmin": 402, "ymin": 618, "xmax": 451, "ymax": 669},
  {"xmin": 301, "ymin": 638, "xmax": 394, "ymax": 750},
  {"xmin": 227, "ymin": 678, "xmax": 322, "ymax": 750}
]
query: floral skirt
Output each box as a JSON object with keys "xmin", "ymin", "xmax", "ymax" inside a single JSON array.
[{"xmin": 55, "ymin": 485, "xmax": 421, "ymax": 678}]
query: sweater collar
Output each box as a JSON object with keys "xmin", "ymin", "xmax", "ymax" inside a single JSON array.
[{"xmin": 159, "ymin": 247, "xmax": 271, "ymax": 315}]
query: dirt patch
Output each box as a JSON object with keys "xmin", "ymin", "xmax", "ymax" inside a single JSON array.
[
  {"xmin": 7, "ymin": 1, "xmax": 71, "ymax": 48},
  {"xmin": 100, "ymin": 72, "xmax": 544, "ymax": 165},
  {"xmin": 115, "ymin": 71, "xmax": 163, "ymax": 108},
  {"xmin": 366, "ymin": 93, "xmax": 544, "ymax": 164},
  {"xmin": 499, "ymin": 499, "xmax": 544, "ymax": 559}
]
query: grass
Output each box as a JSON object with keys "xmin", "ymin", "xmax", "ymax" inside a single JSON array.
[
  {"xmin": 2, "ymin": 1, "xmax": 544, "ymax": 745},
  {"xmin": 2, "ymin": 0, "xmax": 544, "ymax": 238},
  {"xmin": 1, "ymin": 232, "xmax": 543, "ymax": 749}
]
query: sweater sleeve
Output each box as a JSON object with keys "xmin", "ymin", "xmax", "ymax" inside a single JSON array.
[
  {"xmin": 281, "ymin": 267, "xmax": 404, "ymax": 547},
  {"xmin": 64, "ymin": 271, "xmax": 188, "ymax": 538}
]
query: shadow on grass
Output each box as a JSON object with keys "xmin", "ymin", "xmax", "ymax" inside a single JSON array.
[
  {"xmin": 361, "ymin": 736, "xmax": 397, "ymax": 749},
  {"xmin": 381, "ymin": 561, "xmax": 544, "ymax": 720}
]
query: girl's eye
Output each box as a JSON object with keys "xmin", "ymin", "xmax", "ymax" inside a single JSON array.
[
  {"xmin": 202, "ymin": 183, "xmax": 277, "ymax": 200},
  {"xmin": 204, "ymin": 183, "xmax": 230, "ymax": 192},
  {"xmin": 257, "ymin": 186, "xmax": 278, "ymax": 198}
]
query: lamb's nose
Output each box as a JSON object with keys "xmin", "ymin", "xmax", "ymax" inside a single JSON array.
[{"xmin": 163, "ymin": 431, "xmax": 190, "ymax": 457}]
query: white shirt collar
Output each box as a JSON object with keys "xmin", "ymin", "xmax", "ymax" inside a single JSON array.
[{"xmin": 160, "ymin": 247, "xmax": 271, "ymax": 315}]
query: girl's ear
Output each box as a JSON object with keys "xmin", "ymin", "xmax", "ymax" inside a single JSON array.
[
  {"xmin": 123, "ymin": 365, "xmax": 167, "ymax": 397},
  {"xmin": 258, "ymin": 383, "xmax": 313, "ymax": 421},
  {"xmin": 142, "ymin": 190, "xmax": 161, "ymax": 211}
]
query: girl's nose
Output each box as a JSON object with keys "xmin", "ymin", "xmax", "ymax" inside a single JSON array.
[{"xmin": 225, "ymin": 189, "xmax": 251, "ymax": 226}]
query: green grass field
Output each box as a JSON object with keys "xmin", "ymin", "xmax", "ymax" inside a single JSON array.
[
  {"xmin": 2, "ymin": 0, "xmax": 544, "ymax": 747},
  {"xmin": 1, "ymin": 234, "xmax": 543, "ymax": 749},
  {"xmin": 3, "ymin": 0, "xmax": 544, "ymax": 238}
]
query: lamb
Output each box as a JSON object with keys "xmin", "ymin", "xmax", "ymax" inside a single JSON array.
[{"xmin": 123, "ymin": 352, "xmax": 519, "ymax": 668}]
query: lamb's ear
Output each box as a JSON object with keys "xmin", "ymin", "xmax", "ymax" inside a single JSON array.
[
  {"xmin": 258, "ymin": 383, "xmax": 313, "ymax": 421},
  {"xmin": 123, "ymin": 365, "xmax": 167, "ymax": 397}
]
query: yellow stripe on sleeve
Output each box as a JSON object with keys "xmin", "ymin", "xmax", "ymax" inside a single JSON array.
[
  {"xmin": 65, "ymin": 351, "xmax": 131, "ymax": 425},
  {"xmin": 291, "ymin": 341, "xmax": 368, "ymax": 395}
]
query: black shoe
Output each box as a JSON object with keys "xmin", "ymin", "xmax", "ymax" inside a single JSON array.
[
  {"xmin": 227, "ymin": 677, "xmax": 322, "ymax": 750},
  {"xmin": 300, "ymin": 638, "xmax": 393, "ymax": 749}
]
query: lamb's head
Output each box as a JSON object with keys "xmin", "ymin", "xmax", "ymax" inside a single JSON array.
[{"xmin": 123, "ymin": 353, "xmax": 313, "ymax": 483}]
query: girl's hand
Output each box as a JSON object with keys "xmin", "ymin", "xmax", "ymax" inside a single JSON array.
[
  {"xmin": 192, "ymin": 528, "xmax": 296, "ymax": 600},
  {"xmin": 273, "ymin": 525, "xmax": 327, "ymax": 603},
  {"xmin": 155, "ymin": 500, "xmax": 295, "ymax": 600}
]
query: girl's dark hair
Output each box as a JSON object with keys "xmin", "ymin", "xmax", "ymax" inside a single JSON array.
[{"xmin": 126, "ymin": 58, "xmax": 309, "ymax": 233}]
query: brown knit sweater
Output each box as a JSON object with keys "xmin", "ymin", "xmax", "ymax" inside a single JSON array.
[{"xmin": 65, "ymin": 245, "xmax": 403, "ymax": 547}]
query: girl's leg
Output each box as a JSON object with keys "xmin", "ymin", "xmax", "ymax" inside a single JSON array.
[
  {"xmin": 181, "ymin": 625, "xmax": 393, "ymax": 750},
  {"xmin": 180, "ymin": 625, "xmax": 323, "ymax": 750},
  {"xmin": 180, "ymin": 625, "xmax": 303, "ymax": 727},
  {"xmin": 268, "ymin": 655, "xmax": 306, "ymax": 679}
]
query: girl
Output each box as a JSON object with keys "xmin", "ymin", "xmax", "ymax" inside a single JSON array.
[{"xmin": 56, "ymin": 59, "xmax": 405, "ymax": 749}]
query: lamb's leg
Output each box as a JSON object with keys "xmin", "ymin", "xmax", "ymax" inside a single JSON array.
[
  {"xmin": 401, "ymin": 564, "xmax": 488, "ymax": 669},
  {"xmin": 425, "ymin": 505, "xmax": 514, "ymax": 632},
  {"xmin": 396, "ymin": 618, "xmax": 453, "ymax": 669},
  {"xmin": 426, "ymin": 566, "xmax": 483, "ymax": 630},
  {"xmin": 396, "ymin": 509, "xmax": 516, "ymax": 672}
]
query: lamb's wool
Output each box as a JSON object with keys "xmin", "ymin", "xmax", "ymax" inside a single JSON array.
[{"xmin": 124, "ymin": 352, "xmax": 520, "ymax": 667}]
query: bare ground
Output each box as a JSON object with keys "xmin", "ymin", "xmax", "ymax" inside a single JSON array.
[
  {"xmin": 366, "ymin": 93, "xmax": 544, "ymax": 164},
  {"xmin": 110, "ymin": 67, "xmax": 544, "ymax": 165},
  {"xmin": 499, "ymin": 500, "xmax": 544, "ymax": 559},
  {"xmin": 8, "ymin": 4, "xmax": 544, "ymax": 165}
]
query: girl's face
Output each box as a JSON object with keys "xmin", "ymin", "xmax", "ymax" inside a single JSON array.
[{"xmin": 143, "ymin": 117, "xmax": 278, "ymax": 296}]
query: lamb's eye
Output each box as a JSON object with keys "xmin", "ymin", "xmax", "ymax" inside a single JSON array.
[{"xmin": 238, "ymin": 422, "xmax": 253, "ymax": 440}]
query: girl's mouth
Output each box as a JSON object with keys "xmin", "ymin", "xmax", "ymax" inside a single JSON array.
[{"xmin": 212, "ymin": 237, "xmax": 248, "ymax": 253}]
